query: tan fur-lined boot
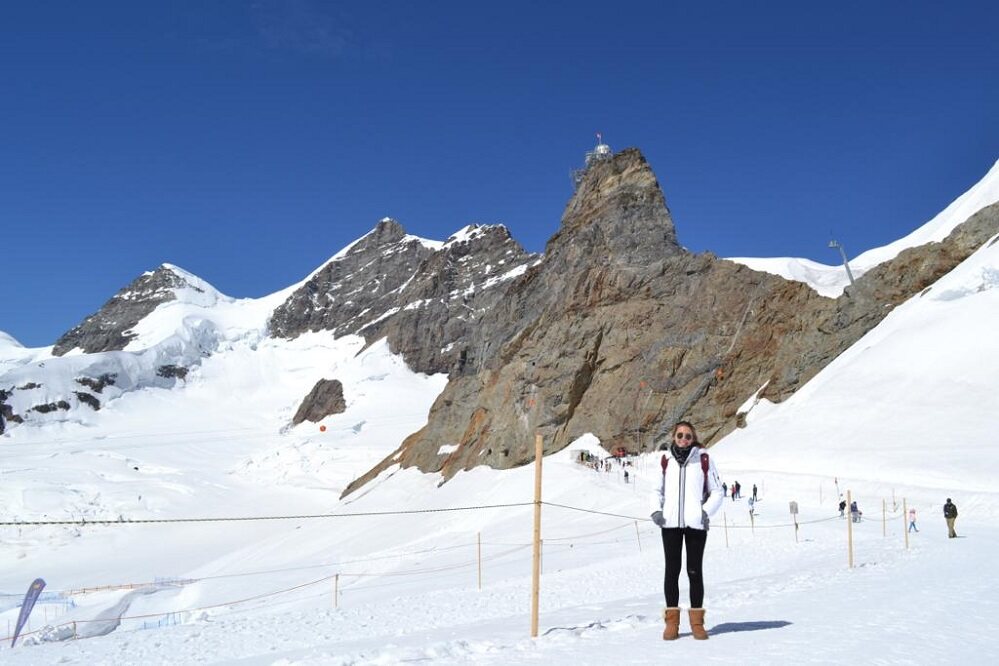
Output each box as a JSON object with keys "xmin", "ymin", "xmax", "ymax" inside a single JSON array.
[
  {"xmin": 689, "ymin": 608, "xmax": 709, "ymax": 640},
  {"xmin": 662, "ymin": 607, "xmax": 681, "ymax": 640}
]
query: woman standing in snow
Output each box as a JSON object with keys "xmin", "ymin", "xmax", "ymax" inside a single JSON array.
[{"xmin": 650, "ymin": 421, "xmax": 724, "ymax": 640}]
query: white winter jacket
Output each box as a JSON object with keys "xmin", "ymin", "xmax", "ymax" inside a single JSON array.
[{"xmin": 649, "ymin": 446, "xmax": 724, "ymax": 530}]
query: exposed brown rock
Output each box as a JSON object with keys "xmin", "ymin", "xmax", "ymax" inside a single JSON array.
[
  {"xmin": 343, "ymin": 151, "xmax": 998, "ymax": 497},
  {"xmin": 292, "ymin": 379, "xmax": 347, "ymax": 425}
]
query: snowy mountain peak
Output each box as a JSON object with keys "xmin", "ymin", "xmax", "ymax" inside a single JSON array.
[
  {"xmin": 443, "ymin": 223, "xmax": 513, "ymax": 249},
  {"xmin": 0, "ymin": 330, "xmax": 24, "ymax": 350},
  {"xmin": 51, "ymin": 264, "xmax": 228, "ymax": 356},
  {"xmin": 269, "ymin": 214, "xmax": 535, "ymax": 376},
  {"xmin": 154, "ymin": 263, "xmax": 230, "ymax": 308},
  {"xmin": 729, "ymin": 157, "xmax": 999, "ymax": 297},
  {"xmin": 850, "ymin": 158, "xmax": 999, "ymax": 269}
]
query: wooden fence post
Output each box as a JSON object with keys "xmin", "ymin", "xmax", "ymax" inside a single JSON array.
[{"xmin": 530, "ymin": 433, "xmax": 543, "ymax": 638}]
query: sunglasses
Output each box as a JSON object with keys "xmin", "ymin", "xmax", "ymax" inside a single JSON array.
[{"xmin": 674, "ymin": 432, "xmax": 693, "ymax": 441}]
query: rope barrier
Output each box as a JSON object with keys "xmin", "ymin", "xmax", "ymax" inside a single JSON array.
[
  {"xmin": 1, "ymin": 500, "xmax": 859, "ymax": 530},
  {"xmin": 339, "ymin": 545, "xmax": 531, "ymax": 592},
  {"xmin": 540, "ymin": 500, "xmax": 844, "ymax": 529},
  {"xmin": 27, "ymin": 543, "xmax": 483, "ymax": 597},
  {"xmin": 0, "ymin": 492, "xmax": 916, "ymax": 645},
  {"xmin": 0, "ymin": 545, "xmax": 534, "ymax": 644},
  {"xmin": 0, "ymin": 502, "xmax": 534, "ymax": 527},
  {"xmin": 0, "ymin": 501, "xmax": 905, "ymax": 604},
  {"xmin": 544, "ymin": 521, "xmax": 631, "ymax": 542}
]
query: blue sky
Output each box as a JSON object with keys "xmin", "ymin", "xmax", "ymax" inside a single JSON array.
[{"xmin": 3, "ymin": 1, "xmax": 997, "ymax": 347}]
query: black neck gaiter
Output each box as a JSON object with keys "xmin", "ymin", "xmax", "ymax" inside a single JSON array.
[{"xmin": 671, "ymin": 443, "xmax": 694, "ymax": 466}]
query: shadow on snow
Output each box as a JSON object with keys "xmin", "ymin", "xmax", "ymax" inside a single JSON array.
[{"xmin": 709, "ymin": 620, "xmax": 792, "ymax": 636}]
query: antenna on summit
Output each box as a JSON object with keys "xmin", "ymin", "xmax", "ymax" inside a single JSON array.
[
  {"xmin": 828, "ymin": 238, "xmax": 856, "ymax": 286},
  {"xmin": 571, "ymin": 133, "xmax": 613, "ymax": 190}
]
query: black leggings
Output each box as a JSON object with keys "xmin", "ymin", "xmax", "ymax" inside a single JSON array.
[{"xmin": 660, "ymin": 527, "xmax": 707, "ymax": 608}]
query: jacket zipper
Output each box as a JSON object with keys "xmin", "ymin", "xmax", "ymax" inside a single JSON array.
[{"xmin": 678, "ymin": 463, "xmax": 686, "ymax": 528}]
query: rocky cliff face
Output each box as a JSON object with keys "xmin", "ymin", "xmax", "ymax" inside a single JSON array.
[
  {"xmin": 268, "ymin": 219, "xmax": 437, "ymax": 340},
  {"xmin": 37, "ymin": 148, "xmax": 998, "ymax": 479},
  {"xmin": 370, "ymin": 224, "xmax": 539, "ymax": 375},
  {"xmin": 269, "ymin": 219, "xmax": 537, "ymax": 375},
  {"xmin": 343, "ymin": 149, "xmax": 999, "ymax": 496},
  {"xmin": 52, "ymin": 266, "xmax": 200, "ymax": 356}
]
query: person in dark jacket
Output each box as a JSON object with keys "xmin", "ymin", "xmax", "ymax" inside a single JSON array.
[{"xmin": 943, "ymin": 498, "xmax": 958, "ymax": 538}]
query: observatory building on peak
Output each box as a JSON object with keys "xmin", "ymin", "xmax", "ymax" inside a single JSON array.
[{"xmin": 571, "ymin": 133, "xmax": 612, "ymax": 190}]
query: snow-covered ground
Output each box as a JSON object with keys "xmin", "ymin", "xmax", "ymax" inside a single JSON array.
[
  {"xmin": 1, "ymin": 166, "xmax": 997, "ymax": 663},
  {"xmin": 728, "ymin": 158, "xmax": 999, "ymax": 297},
  {"xmin": 2, "ymin": 229, "xmax": 997, "ymax": 661}
]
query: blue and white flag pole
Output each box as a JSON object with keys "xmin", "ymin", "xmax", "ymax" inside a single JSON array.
[{"xmin": 11, "ymin": 578, "xmax": 46, "ymax": 648}]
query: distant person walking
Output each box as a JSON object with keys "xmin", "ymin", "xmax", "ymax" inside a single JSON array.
[
  {"xmin": 850, "ymin": 500, "xmax": 862, "ymax": 523},
  {"xmin": 908, "ymin": 508, "xmax": 919, "ymax": 533},
  {"xmin": 752, "ymin": 484, "xmax": 758, "ymax": 501},
  {"xmin": 650, "ymin": 421, "xmax": 723, "ymax": 641},
  {"xmin": 839, "ymin": 499, "xmax": 847, "ymax": 518},
  {"xmin": 943, "ymin": 498, "xmax": 958, "ymax": 538}
]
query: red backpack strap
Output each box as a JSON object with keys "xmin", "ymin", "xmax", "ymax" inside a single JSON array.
[
  {"xmin": 700, "ymin": 452, "xmax": 710, "ymax": 500},
  {"xmin": 661, "ymin": 454, "xmax": 668, "ymax": 475}
]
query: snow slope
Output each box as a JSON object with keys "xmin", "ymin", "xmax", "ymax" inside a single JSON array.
[
  {"xmin": 721, "ymin": 227, "xmax": 999, "ymax": 516},
  {"xmin": 1, "ymin": 233, "xmax": 997, "ymax": 662},
  {"xmin": 2, "ymin": 172, "xmax": 998, "ymax": 662},
  {"xmin": 0, "ymin": 220, "xmax": 446, "ymax": 430},
  {"xmin": 728, "ymin": 158, "xmax": 999, "ymax": 297}
]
